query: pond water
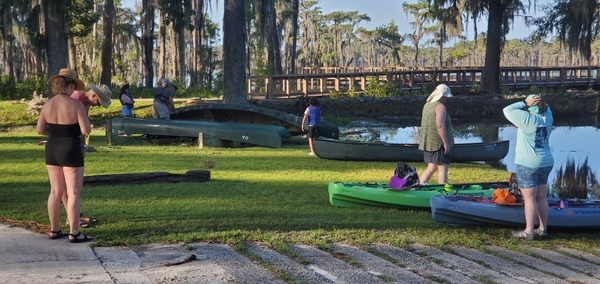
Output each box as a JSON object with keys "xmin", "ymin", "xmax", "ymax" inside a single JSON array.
[{"xmin": 339, "ymin": 121, "xmax": 600, "ymax": 187}]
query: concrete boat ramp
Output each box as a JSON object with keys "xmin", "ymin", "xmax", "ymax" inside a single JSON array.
[{"xmin": 1, "ymin": 224, "xmax": 599, "ymax": 283}]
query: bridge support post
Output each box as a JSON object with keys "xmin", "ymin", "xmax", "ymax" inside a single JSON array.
[{"xmin": 198, "ymin": 132, "xmax": 204, "ymax": 149}]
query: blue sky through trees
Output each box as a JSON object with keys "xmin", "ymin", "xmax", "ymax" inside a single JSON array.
[{"xmin": 123, "ymin": 0, "xmax": 544, "ymax": 42}]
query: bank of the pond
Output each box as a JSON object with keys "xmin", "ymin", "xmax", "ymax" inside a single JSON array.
[{"xmin": 254, "ymin": 91, "xmax": 600, "ymax": 122}]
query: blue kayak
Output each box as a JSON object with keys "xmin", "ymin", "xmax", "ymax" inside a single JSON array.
[{"xmin": 431, "ymin": 195, "xmax": 600, "ymax": 229}]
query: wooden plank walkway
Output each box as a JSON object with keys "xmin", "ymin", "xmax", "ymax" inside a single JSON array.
[{"xmin": 248, "ymin": 66, "xmax": 600, "ymax": 98}]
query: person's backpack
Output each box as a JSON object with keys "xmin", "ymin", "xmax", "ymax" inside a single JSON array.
[{"xmin": 389, "ymin": 162, "xmax": 419, "ymax": 190}]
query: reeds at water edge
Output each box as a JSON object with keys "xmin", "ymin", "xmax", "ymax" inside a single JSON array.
[{"xmin": 552, "ymin": 158, "xmax": 599, "ymax": 199}]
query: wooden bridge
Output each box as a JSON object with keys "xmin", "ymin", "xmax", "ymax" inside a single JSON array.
[{"xmin": 247, "ymin": 66, "xmax": 600, "ymax": 98}]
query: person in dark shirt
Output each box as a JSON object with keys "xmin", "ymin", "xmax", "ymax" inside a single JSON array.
[
  {"xmin": 119, "ymin": 83, "xmax": 135, "ymax": 117},
  {"xmin": 153, "ymin": 78, "xmax": 177, "ymax": 119}
]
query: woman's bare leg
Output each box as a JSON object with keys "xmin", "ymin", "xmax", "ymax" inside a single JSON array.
[
  {"xmin": 520, "ymin": 187, "xmax": 537, "ymax": 233},
  {"xmin": 420, "ymin": 163, "xmax": 438, "ymax": 184},
  {"xmin": 535, "ymin": 184, "xmax": 549, "ymax": 231},
  {"xmin": 46, "ymin": 165, "xmax": 66, "ymax": 232},
  {"xmin": 308, "ymin": 138, "xmax": 315, "ymax": 154},
  {"xmin": 63, "ymin": 166, "xmax": 84, "ymax": 235},
  {"xmin": 437, "ymin": 163, "xmax": 449, "ymax": 184}
]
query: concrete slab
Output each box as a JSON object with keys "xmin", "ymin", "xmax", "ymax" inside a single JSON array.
[
  {"xmin": 409, "ymin": 243, "xmax": 523, "ymax": 283},
  {"xmin": 372, "ymin": 243, "xmax": 479, "ymax": 284},
  {"xmin": 0, "ymin": 224, "xmax": 112, "ymax": 284},
  {"xmin": 291, "ymin": 244, "xmax": 386, "ymax": 283},
  {"xmin": 2, "ymin": 222, "xmax": 599, "ymax": 284},
  {"xmin": 246, "ymin": 242, "xmax": 332, "ymax": 283},
  {"xmin": 331, "ymin": 243, "xmax": 435, "ymax": 284}
]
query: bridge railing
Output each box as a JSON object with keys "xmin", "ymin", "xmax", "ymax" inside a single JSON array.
[{"xmin": 247, "ymin": 66, "xmax": 600, "ymax": 98}]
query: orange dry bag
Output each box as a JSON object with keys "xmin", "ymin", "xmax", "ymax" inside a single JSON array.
[{"xmin": 492, "ymin": 188, "xmax": 516, "ymax": 204}]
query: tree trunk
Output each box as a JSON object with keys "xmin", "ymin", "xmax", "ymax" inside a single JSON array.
[
  {"xmin": 100, "ymin": 0, "xmax": 114, "ymax": 85},
  {"xmin": 223, "ymin": 0, "xmax": 247, "ymax": 104},
  {"xmin": 68, "ymin": 38, "xmax": 78, "ymax": 73},
  {"xmin": 1, "ymin": 6, "xmax": 15, "ymax": 82},
  {"xmin": 158, "ymin": 10, "xmax": 166, "ymax": 83},
  {"xmin": 142, "ymin": 0, "xmax": 155, "ymax": 87},
  {"xmin": 170, "ymin": 24, "xmax": 178, "ymax": 81},
  {"xmin": 266, "ymin": 0, "xmax": 282, "ymax": 75},
  {"xmin": 178, "ymin": 0, "xmax": 192, "ymax": 86},
  {"xmin": 92, "ymin": 2, "xmax": 99, "ymax": 65},
  {"xmin": 478, "ymin": 0, "xmax": 504, "ymax": 95},
  {"xmin": 31, "ymin": 1, "xmax": 45, "ymax": 75},
  {"xmin": 191, "ymin": 0, "xmax": 204, "ymax": 87},
  {"xmin": 290, "ymin": 0, "xmax": 298, "ymax": 74},
  {"xmin": 44, "ymin": 1, "xmax": 68, "ymax": 76}
]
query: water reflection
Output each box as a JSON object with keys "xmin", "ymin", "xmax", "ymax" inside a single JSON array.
[{"xmin": 339, "ymin": 122, "xmax": 600, "ymax": 186}]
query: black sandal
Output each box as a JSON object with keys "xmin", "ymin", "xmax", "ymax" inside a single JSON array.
[
  {"xmin": 69, "ymin": 232, "xmax": 91, "ymax": 243},
  {"xmin": 49, "ymin": 230, "xmax": 66, "ymax": 239}
]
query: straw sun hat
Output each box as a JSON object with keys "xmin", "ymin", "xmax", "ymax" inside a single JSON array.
[
  {"xmin": 88, "ymin": 83, "xmax": 113, "ymax": 108},
  {"xmin": 47, "ymin": 68, "xmax": 85, "ymax": 91},
  {"xmin": 426, "ymin": 84, "xmax": 453, "ymax": 103}
]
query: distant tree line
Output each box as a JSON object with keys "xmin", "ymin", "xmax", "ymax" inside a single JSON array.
[{"xmin": 0, "ymin": 0, "xmax": 598, "ymax": 101}]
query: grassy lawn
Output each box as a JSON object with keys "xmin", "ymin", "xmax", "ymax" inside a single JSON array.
[{"xmin": 1, "ymin": 101, "xmax": 598, "ymax": 253}]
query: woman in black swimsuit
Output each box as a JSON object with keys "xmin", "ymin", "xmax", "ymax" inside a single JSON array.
[{"xmin": 37, "ymin": 68, "xmax": 92, "ymax": 243}]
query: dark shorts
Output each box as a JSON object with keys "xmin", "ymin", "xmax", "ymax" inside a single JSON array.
[
  {"xmin": 307, "ymin": 125, "xmax": 320, "ymax": 138},
  {"xmin": 45, "ymin": 136, "xmax": 84, "ymax": 167},
  {"xmin": 516, "ymin": 164, "xmax": 553, "ymax": 188},
  {"xmin": 423, "ymin": 147, "xmax": 450, "ymax": 165}
]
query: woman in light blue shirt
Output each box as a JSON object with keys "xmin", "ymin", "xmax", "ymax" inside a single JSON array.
[{"xmin": 503, "ymin": 94, "xmax": 554, "ymax": 240}]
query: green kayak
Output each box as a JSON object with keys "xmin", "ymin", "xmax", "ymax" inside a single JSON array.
[{"xmin": 328, "ymin": 181, "xmax": 509, "ymax": 209}]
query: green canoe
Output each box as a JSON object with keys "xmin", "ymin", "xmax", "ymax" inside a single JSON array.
[
  {"xmin": 314, "ymin": 139, "xmax": 509, "ymax": 162},
  {"xmin": 107, "ymin": 118, "xmax": 287, "ymax": 148},
  {"xmin": 172, "ymin": 103, "xmax": 340, "ymax": 139},
  {"xmin": 328, "ymin": 181, "xmax": 509, "ymax": 209}
]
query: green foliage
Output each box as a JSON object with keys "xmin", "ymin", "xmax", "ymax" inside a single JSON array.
[
  {"xmin": 322, "ymin": 115, "xmax": 350, "ymax": 126},
  {"xmin": 500, "ymin": 86, "xmax": 511, "ymax": 96},
  {"xmin": 528, "ymin": 86, "xmax": 541, "ymax": 94},
  {"xmin": 67, "ymin": 0, "xmax": 98, "ymax": 38},
  {"xmin": 0, "ymin": 75, "xmax": 48, "ymax": 100},
  {"xmin": 469, "ymin": 82, "xmax": 479, "ymax": 93},
  {"xmin": 346, "ymin": 88, "xmax": 362, "ymax": 98},
  {"xmin": 0, "ymin": 76, "xmax": 17, "ymax": 100},
  {"xmin": 362, "ymin": 77, "xmax": 411, "ymax": 98},
  {"xmin": 363, "ymin": 76, "xmax": 389, "ymax": 98},
  {"xmin": 326, "ymin": 77, "xmax": 415, "ymax": 99},
  {"xmin": 328, "ymin": 90, "xmax": 344, "ymax": 99}
]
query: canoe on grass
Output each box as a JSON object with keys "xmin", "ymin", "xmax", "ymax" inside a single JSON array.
[
  {"xmin": 172, "ymin": 103, "xmax": 340, "ymax": 139},
  {"xmin": 107, "ymin": 118, "xmax": 286, "ymax": 148},
  {"xmin": 328, "ymin": 181, "xmax": 509, "ymax": 209},
  {"xmin": 430, "ymin": 195, "xmax": 600, "ymax": 229},
  {"xmin": 314, "ymin": 139, "xmax": 509, "ymax": 162}
]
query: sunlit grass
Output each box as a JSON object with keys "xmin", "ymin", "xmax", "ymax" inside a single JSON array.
[{"xmin": 1, "ymin": 121, "xmax": 599, "ymax": 252}]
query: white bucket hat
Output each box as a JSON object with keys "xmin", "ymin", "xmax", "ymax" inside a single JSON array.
[
  {"xmin": 89, "ymin": 83, "xmax": 112, "ymax": 108},
  {"xmin": 426, "ymin": 84, "xmax": 453, "ymax": 103}
]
